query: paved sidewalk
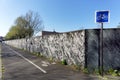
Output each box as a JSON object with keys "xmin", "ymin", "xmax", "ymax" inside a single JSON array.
[
  {"xmin": 1, "ymin": 43, "xmax": 120, "ymax": 80},
  {"xmin": 1, "ymin": 43, "xmax": 99, "ymax": 80}
]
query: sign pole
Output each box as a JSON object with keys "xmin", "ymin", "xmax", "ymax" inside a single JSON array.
[
  {"xmin": 100, "ymin": 22, "xmax": 104, "ymax": 76},
  {"xmin": 96, "ymin": 10, "xmax": 109, "ymax": 76}
]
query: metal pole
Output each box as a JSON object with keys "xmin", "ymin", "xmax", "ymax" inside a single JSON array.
[{"xmin": 100, "ymin": 22, "xmax": 104, "ymax": 76}]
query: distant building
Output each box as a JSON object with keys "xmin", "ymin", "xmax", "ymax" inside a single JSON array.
[{"xmin": 41, "ymin": 31, "xmax": 59, "ymax": 36}]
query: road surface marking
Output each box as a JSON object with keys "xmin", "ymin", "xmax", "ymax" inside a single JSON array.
[{"xmin": 6, "ymin": 45, "xmax": 47, "ymax": 74}]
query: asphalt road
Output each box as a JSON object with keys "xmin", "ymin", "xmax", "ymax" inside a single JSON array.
[{"xmin": 1, "ymin": 43, "xmax": 99, "ymax": 80}]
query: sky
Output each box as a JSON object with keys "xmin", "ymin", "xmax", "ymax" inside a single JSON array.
[{"xmin": 0, "ymin": 0, "xmax": 120, "ymax": 36}]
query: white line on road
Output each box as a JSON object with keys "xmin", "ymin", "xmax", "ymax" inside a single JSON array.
[{"xmin": 6, "ymin": 45, "xmax": 47, "ymax": 74}]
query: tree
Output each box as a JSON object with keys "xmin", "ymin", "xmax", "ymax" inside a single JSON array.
[
  {"xmin": 5, "ymin": 26, "xmax": 19, "ymax": 40},
  {"xmin": 5, "ymin": 11, "xmax": 44, "ymax": 40},
  {"xmin": 15, "ymin": 11, "xmax": 44, "ymax": 37}
]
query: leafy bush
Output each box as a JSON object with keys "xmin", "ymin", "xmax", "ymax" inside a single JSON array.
[
  {"xmin": 61, "ymin": 59, "xmax": 67, "ymax": 65},
  {"xmin": 108, "ymin": 68, "xmax": 120, "ymax": 76},
  {"xmin": 83, "ymin": 68, "xmax": 89, "ymax": 74}
]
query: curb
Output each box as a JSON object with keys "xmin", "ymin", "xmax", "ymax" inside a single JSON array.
[{"xmin": 0, "ymin": 44, "xmax": 2, "ymax": 80}]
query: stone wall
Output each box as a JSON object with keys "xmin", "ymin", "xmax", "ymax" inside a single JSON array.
[
  {"xmin": 85, "ymin": 28, "xmax": 120, "ymax": 71},
  {"xmin": 5, "ymin": 30, "xmax": 85, "ymax": 67},
  {"xmin": 103, "ymin": 29, "xmax": 120, "ymax": 70},
  {"xmin": 85, "ymin": 29, "xmax": 100, "ymax": 71},
  {"xmin": 4, "ymin": 28, "xmax": 120, "ymax": 71}
]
